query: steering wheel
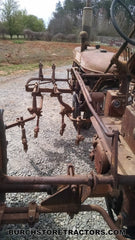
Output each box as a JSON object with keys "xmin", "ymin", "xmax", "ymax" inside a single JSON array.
[{"xmin": 110, "ymin": 0, "xmax": 135, "ymax": 45}]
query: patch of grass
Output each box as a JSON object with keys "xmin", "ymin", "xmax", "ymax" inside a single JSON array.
[
  {"xmin": 12, "ymin": 39, "xmax": 25, "ymax": 44},
  {"xmin": 0, "ymin": 63, "xmax": 38, "ymax": 76},
  {"xmin": 0, "ymin": 57, "xmax": 72, "ymax": 76}
]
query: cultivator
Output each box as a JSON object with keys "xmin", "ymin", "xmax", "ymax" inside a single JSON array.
[{"xmin": 1, "ymin": 0, "xmax": 135, "ymax": 239}]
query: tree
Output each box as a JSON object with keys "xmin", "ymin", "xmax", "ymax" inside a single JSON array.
[
  {"xmin": 1, "ymin": 0, "xmax": 46, "ymax": 39},
  {"xmin": 98, "ymin": 0, "xmax": 111, "ymax": 20},
  {"xmin": 13, "ymin": 10, "xmax": 27, "ymax": 38},
  {"xmin": 23, "ymin": 14, "xmax": 45, "ymax": 32},
  {"xmin": 48, "ymin": 0, "xmax": 85, "ymax": 37},
  {"xmin": 0, "ymin": 0, "xmax": 3, "ymax": 14},
  {"xmin": 2, "ymin": 0, "xmax": 19, "ymax": 38},
  {"xmin": 0, "ymin": 21, "xmax": 7, "ymax": 38},
  {"xmin": 48, "ymin": 14, "xmax": 73, "ymax": 35},
  {"xmin": 0, "ymin": 0, "xmax": 3, "ymax": 16},
  {"xmin": 64, "ymin": 0, "xmax": 85, "ymax": 16},
  {"xmin": 56, "ymin": 1, "xmax": 63, "ymax": 13},
  {"xmin": 0, "ymin": 0, "xmax": 3, "ymax": 34}
]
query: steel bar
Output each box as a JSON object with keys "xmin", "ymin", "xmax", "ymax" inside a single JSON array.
[
  {"xmin": 82, "ymin": 73, "xmax": 115, "ymax": 78},
  {"xmin": 0, "ymin": 204, "xmax": 126, "ymax": 240},
  {"xmin": 5, "ymin": 114, "xmax": 36, "ymax": 129},
  {"xmin": 0, "ymin": 175, "xmax": 92, "ymax": 185},
  {"xmin": 80, "ymin": 205, "xmax": 126, "ymax": 240},
  {"xmin": 26, "ymin": 77, "xmax": 69, "ymax": 89},
  {"xmin": 46, "ymin": 78, "xmax": 69, "ymax": 82},
  {"xmin": 111, "ymin": 131, "xmax": 119, "ymax": 186},
  {"xmin": 52, "ymin": 64, "xmax": 55, "ymax": 83},
  {"xmin": 39, "ymin": 62, "xmax": 43, "ymax": 79},
  {"xmin": 0, "ymin": 184, "xmax": 53, "ymax": 193},
  {"xmin": 0, "ymin": 174, "xmax": 134, "ymax": 189},
  {"xmin": 26, "ymin": 87, "xmax": 72, "ymax": 94},
  {"xmin": 72, "ymin": 67, "xmax": 116, "ymax": 137},
  {"xmin": 26, "ymin": 77, "xmax": 69, "ymax": 83},
  {"xmin": 0, "ymin": 174, "xmax": 114, "ymax": 186},
  {"xmin": 2, "ymin": 205, "xmax": 79, "ymax": 214},
  {"xmin": 90, "ymin": 116, "xmax": 112, "ymax": 162},
  {"xmin": 25, "ymin": 76, "xmax": 72, "ymax": 94}
]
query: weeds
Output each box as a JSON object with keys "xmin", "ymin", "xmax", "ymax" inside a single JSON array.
[{"xmin": 12, "ymin": 40, "xmax": 25, "ymax": 44}]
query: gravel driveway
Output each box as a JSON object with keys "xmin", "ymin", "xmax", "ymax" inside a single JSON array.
[{"xmin": 0, "ymin": 66, "xmax": 116, "ymax": 240}]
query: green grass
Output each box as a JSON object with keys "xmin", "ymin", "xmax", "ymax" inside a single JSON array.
[
  {"xmin": 0, "ymin": 63, "xmax": 38, "ymax": 76},
  {"xmin": 0, "ymin": 58, "xmax": 72, "ymax": 76},
  {"xmin": 12, "ymin": 39, "xmax": 25, "ymax": 44}
]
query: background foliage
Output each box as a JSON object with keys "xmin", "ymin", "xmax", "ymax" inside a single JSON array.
[{"xmin": 0, "ymin": 0, "xmax": 134, "ymax": 41}]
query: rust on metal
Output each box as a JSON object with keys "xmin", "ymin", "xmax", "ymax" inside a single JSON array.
[
  {"xmin": 0, "ymin": 204, "xmax": 6, "ymax": 225},
  {"xmin": 6, "ymin": 114, "xmax": 36, "ymax": 129},
  {"xmin": 80, "ymin": 205, "xmax": 126, "ymax": 240},
  {"xmin": 0, "ymin": 172, "xmax": 114, "ymax": 186},
  {"xmin": 104, "ymin": 90, "xmax": 127, "ymax": 117},
  {"xmin": 0, "ymin": 203, "xmax": 126, "ymax": 240},
  {"xmin": 28, "ymin": 202, "xmax": 39, "ymax": 225},
  {"xmin": 1, "ymin": 0, "xmax": 135, "ymax": 237},
  {"xmin": 121, "ymin": 105, "xmax": 135, "ymax": 153},
  {"xmin": 73, "ymin": 46, "xmax": 118, "ymax": 73},
  {"xmin": 0, "ymin": 184, "xmax": 55, "ymax": 193},
  {"xmin": 3, "ymin": 60, "xmax": 135, "ymax": 236},
  {"xmin": 1, "ymin": 171, "xmax": 135, "ymax": 188},
  {"xmin": 72, "ymin": 67, "xmax": 117, "ymax": 137},
  {"xmin": 93, "ymin": 140, "xmax": 110, "ymax": 174}
]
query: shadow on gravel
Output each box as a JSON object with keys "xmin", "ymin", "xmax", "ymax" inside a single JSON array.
[
  {"xmin": 29, "ymin": 149, "xmax": 66, "ymax": 176},
  {"xmin": 53, "ymin": 136, "xmax": 95, "ymax": 167},
  {"xmin": 80, "ymin": 125, "xmax": 96, "ymax": 138}
]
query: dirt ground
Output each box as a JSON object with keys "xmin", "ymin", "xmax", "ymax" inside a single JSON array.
[
  {"xmin": 0, "ymin": 40, "xmax": 78, "ymax": 64},
  {"xmin": 0, "ymin": 40, "xmax": 118, "ymax": 76}
]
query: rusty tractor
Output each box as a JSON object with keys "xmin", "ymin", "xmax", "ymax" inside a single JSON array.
[{"xmin": 1, "ymin": 0, "xmax": 135, "ymax": 239}]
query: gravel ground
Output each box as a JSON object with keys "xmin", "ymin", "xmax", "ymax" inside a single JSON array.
[{"xmin": 0, "ymin": 66, "xmax": 117, "ymax": 240}]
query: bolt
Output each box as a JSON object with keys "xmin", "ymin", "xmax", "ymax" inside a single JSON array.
[
  {"xmin": 71, "ymin": 185, "xmax": 77, "ymax": 193},
  {"xmin": 126, "ymin": 155, "xmax": 132, "ymax": 160}
]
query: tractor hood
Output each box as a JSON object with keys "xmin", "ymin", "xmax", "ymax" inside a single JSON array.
[{"xmin": 73, "ymin": 46, "xmax": 123, "ymax": 73}]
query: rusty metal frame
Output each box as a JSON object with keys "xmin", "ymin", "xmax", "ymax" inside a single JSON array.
[
  {"xmin": 0, "ymin": 202, "xmax": 126, "ymax": 240},
  {"xmin": 2, "ymin": 63, "xmax": 135, "ymax": 240},
  {"xmin": 0, "ymin": 167, "xmax": 132, "ymax": 240},
  {"xmin": 71, "ymin": 67, "xmax": 120, "ymax": 184},
  {"xmin": 25, "ymin": 63, "xmax": 72, "ymax": 94},
  {"xmin": 0, "ymin": 203, "xmax": 126, "ymax": 240},
  {"xmin": 1, "ymin": 172, "xmax": 135, "ymax": 191}
]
